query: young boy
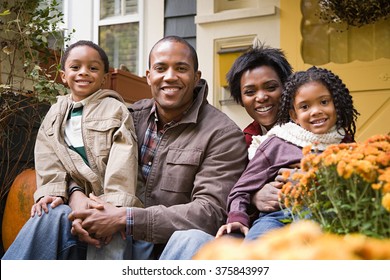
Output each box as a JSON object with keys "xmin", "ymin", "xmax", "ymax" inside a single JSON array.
[{"xmin": 31, "ymin": 40, "xmax": 150, "ymax": 259}]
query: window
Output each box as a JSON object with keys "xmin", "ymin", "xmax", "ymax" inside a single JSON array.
[{"xmin": 97, "ymin": 0, "xmax": 141, "ymax": 74}]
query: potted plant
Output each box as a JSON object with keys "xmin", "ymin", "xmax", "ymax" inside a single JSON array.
[
  {"xmin": 280, "ymin": 134, "xmax": 390, "ymax": 239},
  {"xmin": 193, "ymin": 134, "xmax": 390, "ymax": 260}
]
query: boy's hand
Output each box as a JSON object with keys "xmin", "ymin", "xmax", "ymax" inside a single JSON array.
[
  {"xmin": 67, "ymin": 191, "xmax": 103, "ymax": 247},
  {"xmin": 69, "ymin": 194, "xmax": 126, "ymax": 243},
  {"xmin": 31, "ymin": 196, "xmax": 64, "ymax": 217}
]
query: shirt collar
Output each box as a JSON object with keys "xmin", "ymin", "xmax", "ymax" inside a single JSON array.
[
  {"xmin": 71, "ymin": 89, "xmax": 101, "ymax": 108},
  {"xmin": 149, "ymin": 102, "xmax": 185, "ymax": 125}
]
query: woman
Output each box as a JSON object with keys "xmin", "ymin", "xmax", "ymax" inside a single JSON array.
[{"xmin": 159, "ymin": 41, "xmax": 293, "ymax": 260}]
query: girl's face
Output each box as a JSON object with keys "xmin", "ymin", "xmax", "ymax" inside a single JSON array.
[
  {"xmin": 240, "ymin": 66, "xmax": 283, "ymax": 130},
  {"xmin": 61, "ymin": 45, "xmax": 107, "ymax": 101},
  {"xmin": 290, "ymin": 81, "xmax": 337, "ymax": 134}
]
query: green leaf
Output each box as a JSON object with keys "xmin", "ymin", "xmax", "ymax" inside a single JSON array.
[{"xmin": 0, "ymin": 9, "xmax": 11, "ymax": 16}]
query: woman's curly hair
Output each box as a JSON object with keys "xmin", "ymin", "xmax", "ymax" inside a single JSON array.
[
  {"xmin": 226, "ymin": 43, "xmax": 293, "ymax": 105},
  {"xmin": 277, "ymin": 66, "xmax": 359, "ymax": 138}
]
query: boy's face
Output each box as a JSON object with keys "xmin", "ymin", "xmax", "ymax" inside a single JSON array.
[{"xmin": 61, "ymin": 46, "xmax": 107, "ymax": 101}]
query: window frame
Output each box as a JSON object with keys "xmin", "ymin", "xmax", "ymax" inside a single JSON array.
[
  {"xmin": 93, "ymin": 0, "xmax": 144, "ymax": 76},
  {"xmin": 214, "ymin": 35, "xmax": 256, "ymax": 108}
]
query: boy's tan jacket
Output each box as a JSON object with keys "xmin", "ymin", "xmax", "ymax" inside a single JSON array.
[{"xmin": 33, "ymin": 89, "xmax": 142, "ymax": 208}]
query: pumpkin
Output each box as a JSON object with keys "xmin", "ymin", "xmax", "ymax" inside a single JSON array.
[{"xmin": 2, "ymin": 168, "xmax": 36, "ymax": 251}]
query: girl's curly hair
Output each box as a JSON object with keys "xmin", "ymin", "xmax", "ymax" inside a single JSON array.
[
  {"xmin": 226, "ymin": 43, "xmax": 293, "ymax": 105},
  {"xmin": 277, "ymin": 66, "xmax": 359, "ymax": 138}
]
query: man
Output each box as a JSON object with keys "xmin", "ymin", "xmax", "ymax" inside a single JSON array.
[{"xmin": 2, "ymin": 36, "xmax": 248, "ymax": 259}]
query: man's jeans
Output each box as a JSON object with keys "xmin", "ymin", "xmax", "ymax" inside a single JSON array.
[
  {"xmin": 159, "ymin": 229, "xmax": 214, "ymax": 260},
  {"xmin": 160, "ymin": 210, "xmax": 291, "ymax": 260}
]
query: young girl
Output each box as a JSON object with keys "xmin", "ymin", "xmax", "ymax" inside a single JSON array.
[{"xmin": 217, "ymin": 66, "xmax": 359, "ymax": 240}]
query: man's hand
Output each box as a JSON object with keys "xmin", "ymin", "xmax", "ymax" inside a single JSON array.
[
  {"xmin": 68, "ymin": 191, "xmax": 103, "ymax": 246},
  {"xmin": 70, "ymin": 217, "xmax": 101, "ymax": 247},
  {"xmin": 68, "ymin": 194, "xmax": 126, "ymax": 244}
]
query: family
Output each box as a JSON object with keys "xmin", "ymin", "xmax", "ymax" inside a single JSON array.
[{"xmin": 2, "ymin": 35, "xmax": 358, "ymax": 260}]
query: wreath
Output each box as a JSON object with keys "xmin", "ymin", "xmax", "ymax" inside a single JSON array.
[{"xmin": 318, "ymin": 0, "xmax": 390, "ymax": 27}]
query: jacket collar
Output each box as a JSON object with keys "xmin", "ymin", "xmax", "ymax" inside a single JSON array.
[
  {"xmin": 178, "ymin": 79, "xmax": 208, "ymax": 125},
  {"xmin": 60, "ymin": 89, "xmax": 125, "ymax": 107}
]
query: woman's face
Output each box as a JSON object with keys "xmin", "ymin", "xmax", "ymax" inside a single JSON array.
[{"xmin": 240, "ymin": 66, "xmax": 283, "ymax": 130}]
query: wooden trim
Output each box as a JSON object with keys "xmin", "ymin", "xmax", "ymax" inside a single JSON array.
[
  {"xmin": 103, "ymin": 68, "xmax": 151, "ymax": 104},
  {"xmin": 195, "ymin": 6, "xmax": 276, "ymax": 24}
]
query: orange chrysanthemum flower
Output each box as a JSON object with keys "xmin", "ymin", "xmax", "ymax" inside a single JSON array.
[
  {"xmin": 280, "ymin": 134, "xmax": 390, "ymax": 239},
  {"xmin": 382, "ymin": 193, "xmax": 390, "ymax": 212}
]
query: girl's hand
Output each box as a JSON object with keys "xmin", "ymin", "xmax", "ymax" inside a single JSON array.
[
  {"xmin": 215, "ymin": 222, "xmax": 248, "ymax": 238},
  {"xmin": 31, "ymin": 196, "xmax": 64, "ymax": 217}
]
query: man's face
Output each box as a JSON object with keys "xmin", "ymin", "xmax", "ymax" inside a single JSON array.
[{"xmin": 146, "ymin": 40, "xmax": 201, "ymax": 121}]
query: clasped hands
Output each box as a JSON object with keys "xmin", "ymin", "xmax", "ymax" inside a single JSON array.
[{"xmin": 68, "ymin": 193, "xmax": 126, "ymax": 248}]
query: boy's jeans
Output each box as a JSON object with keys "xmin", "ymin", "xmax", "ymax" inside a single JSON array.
[{"xmin": 2, "ymin": 204, "xmax": 85, "ymax": 260}]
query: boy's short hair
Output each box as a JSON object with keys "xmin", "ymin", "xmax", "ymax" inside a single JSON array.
[{"xmin": 61, "ymin": 40, "xmax": 110, "ymax": 73}]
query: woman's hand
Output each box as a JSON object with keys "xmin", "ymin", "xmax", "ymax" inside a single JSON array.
[
  {"xmin": 252, "ymin": 165, "xmax": 302, "ymax": 212},
  {"xmin": 251, "ymin": 182, "xmax": 282, "ymax": 212}
]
